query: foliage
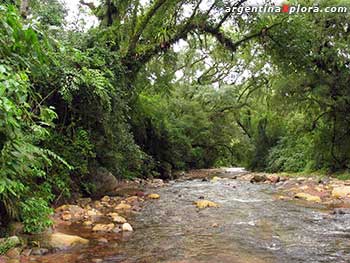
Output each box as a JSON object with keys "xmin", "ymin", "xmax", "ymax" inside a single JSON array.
[
  {"xmin": 20, "ymin": 198, "xmax": 53, "ymax": 233},
  {"xmin": 0, "ymin": 5, "xmax": 67, "ymax": 233}
]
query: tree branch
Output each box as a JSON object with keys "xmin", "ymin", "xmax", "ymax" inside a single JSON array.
[
  {"xmin": 215, "ymin": 0, "xmax": 247, "ymax": 29},
  {"xmin": 79, "ymin": 0, "xmax": 96, "ymax": 11},
  {"xmin": 128, "ymin": 0, "xmax": 167, "ymax": 54},
  {"xmin": 128, "ymin": 16, "xmax": 284, "ymax": 74}
]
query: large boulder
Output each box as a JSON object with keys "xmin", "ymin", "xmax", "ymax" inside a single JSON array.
[
  {"xmin": 92, "ymin": 167, "xmax": 119, "ymax": 196},
  {"xmin": 48, "ymin": 233, "xmax": 89, "ymax": 249}
]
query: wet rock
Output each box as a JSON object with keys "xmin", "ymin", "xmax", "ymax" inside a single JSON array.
[
  {"xmin": 31, "ymin": 248, "xmax": 49, "ymax": 256},
  {"xmin": 122, "ymin": 223, "xmax": 133, "ymax": 232},
  {"xmin": 56, "ymin": 205, "xmax": 85, "ymax": 221},
  {"xmin": 115, "ymin": 202, "xmax": 132, "ymax": 210},
  {"xmin": 194, "ymin": 200, "xmax": 219, "ymax": 209},
  {"xmin": 125, "ymin": 196, "xmax": 139, "ymax": 203},
  {"xmin": 239, "ymin": 173, "xmax": 254, "ymax": 181},
  {"xmin": 148, "ymin": 193, "xmax": 160, "ymax": 199},
  {"xmin": 107, "ymin": 212, "xmax": 127, "ymax": 224},
  {"xmin": 332, "ymin": 186, "xmax": 350, "ymax": 198},
  {"xmin": 266, "ymin": 174, "xmax": 280, "ymax": 183},
  {"xmin": 250, "ymin": 174, "xmax": 267, "ymax": 183},
  {"xmin": 294, "ymin": 192, "xmax": 321, "ymax": 202},
  {"xmin": 92, "ymin": 223, "xmax": 115, "ymax": 232},
  {"xmin": 92, "ymin": 259, "xmax": 103, "ymax": 263},
  {"xmin": 87, "ymin": 209, "xmax": 102, "ymax": 217},
  {"xmin": 55, "ymin": 204, "xmax": 84, "ymax": 214},
  {"xmin": 48, "ymin": 233, "xmax": 89, "ymax": 249}
]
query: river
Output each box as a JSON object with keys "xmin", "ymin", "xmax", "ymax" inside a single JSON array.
[{"xmin": 30, "ymin": 169, "xmax": 350, "ymax": 263}]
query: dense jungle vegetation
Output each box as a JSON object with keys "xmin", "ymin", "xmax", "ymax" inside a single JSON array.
[{"xmin": 1, "ymin": 0, "xmax": 350, "ymax": 233}]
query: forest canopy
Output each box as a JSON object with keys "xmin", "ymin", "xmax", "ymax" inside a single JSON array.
[{"xmin": 1, "ymin": 0, "xmax": 350, "ymax": 232}]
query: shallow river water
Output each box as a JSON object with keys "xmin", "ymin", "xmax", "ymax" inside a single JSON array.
[{"xmin": 32, "ymin": 171, "xmax": 350, "ymax": 263}]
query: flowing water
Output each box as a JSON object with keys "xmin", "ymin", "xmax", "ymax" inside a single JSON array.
[{"xmin": 31, "ymin": 170, "xmax": 350, "ymax": 263}]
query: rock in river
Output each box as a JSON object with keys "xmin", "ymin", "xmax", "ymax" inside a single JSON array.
[
  {"xmin": 48, "ymin": 233, "xmax": 89, "ymax": 249},
  {"xmin": 194, "ymin": 200, "xmax": 219, "ymax": 209},
  {"xmin": 115, "ymin": 202, "xmax": 132, "ymax": 210},
  {"xmin": 266, "ymin": 174, "xmax": 280, "ymax": 183},
  {"xmin": 250, "ymin": 174, "xmax": 267, "ymax": 183},
  {"xmin": 108, "ymin": 213, "xmax": 127, "ymax": 224},
  {"xmin": 294, "ymin": 192, "xmax": 321, "ymax": 202},
  {"xmin": 122, "ymin": 223, "xmax": 133, "ymax": 232},
  {"xmin": 148, "ymin": 193, "xmax": 160, "ymax": 199},
  {"xmin": 92, "ymin": 223, "xmax": 115, "ymax": 232}
]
